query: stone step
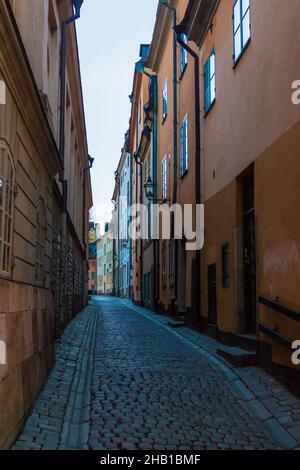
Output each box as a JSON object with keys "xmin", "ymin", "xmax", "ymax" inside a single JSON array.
[{"xmin": 217, "ymin": 345, "xmax": 258, "ymax": 367}]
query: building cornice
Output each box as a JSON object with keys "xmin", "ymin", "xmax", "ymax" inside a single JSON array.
[
  {"xmin": 147, "ymin": 0, "xmax": 179, "ymax": 72},
  {"xmin": 179, "ymin": 0, "xmax": 220, "ymax": 48},
  {"xmin": 0, "ymin": 0, "xmax": 62, "ymax": 176}
]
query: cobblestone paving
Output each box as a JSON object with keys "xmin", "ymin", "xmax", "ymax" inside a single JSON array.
[{"xmin": 12, "ymin": 297, "xmax": 300, "ymax": 450}]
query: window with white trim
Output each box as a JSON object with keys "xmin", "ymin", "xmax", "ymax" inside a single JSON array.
[
  {"xmin": 233, "ymin": 0, "xmax": 251, "ymax": 62},
  {"xmin": 162, "ymin": 79, "xmax": 168, "ymax": 122},
  {"xmin": 0, "ymin": 141, "xmax": 15, "ymax": 276},
  {"xmin": 161, "ymin": 156, "xmax": 167, "ymax": 200},
  {"xmin": 180, "ymin": 115, "xmax": 188, "ymax": 176},
  {"xmin": 204, "ymin": 50, "xmax": 216, "ymax": 113},
  {"xmin": 35, "ymin": 198, "xmax": 47, "ymax": 285},
  {"xmin": 180, "ymin": 34, "xmax": 188, "ymax": 75}
]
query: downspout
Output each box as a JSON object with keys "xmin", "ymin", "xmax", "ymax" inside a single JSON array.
[
  {"xmin": 117, "ymin": 196, "xmax": 120, "ymax": 297},
  {"xmin": 152, "ymin": 76, "xmax": 159, "ymax": 310},
  {"xmin": 129, "ymin": 151, "xmax": 133, "ymax": 300},
  {"xmin": 114, "ymin": 172, "xmax": 121, "ymax": 297},
  {"xmin": 133, "ymin": 150, "xmax": 143, "ymax": 305},
  {"xmin": 58, "ymin": 1, "xmax": 83, "ymax": 319},
  {"xmin": 111, "ymin": 198, "xmax": 117, "ymax": 297},
  {"xmin": 159, "ymin": 0, "xmax": 178, "ymax": 205},
  {"xmin": 159, "ymin": 0, "xmax": 179, "ymax": 314},
  {"xmin": 59, "ymin": 2, "xmax": 82, "ymax": 207},
  {"xmin": 82, "ymin": 155, "xmax": 94, "ymax": 255},
  {"xmin": 175, "ymin": 31, "xmax": 202, "ymax": 322},
  {"xmin": 137, "ymin": 64, "xmax": 159, "ymax": 309},
  {"xmin": 134, "ymin": 103, "xmax": 143, "ymax": 303}
]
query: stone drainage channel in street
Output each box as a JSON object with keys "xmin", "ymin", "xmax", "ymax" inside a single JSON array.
[{"xmin": 12, "ymin": 296, "xmax": 300, "ymax": 450}]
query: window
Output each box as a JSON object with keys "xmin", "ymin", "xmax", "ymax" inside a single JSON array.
[
  {"xmin": 222, "ymin": 244, "xmax": 230, "ymax": 288},
  {"xmin": 233, "ymin": 0, "xmax": 251, "ymax": 62},
  {"xmin": 169, "ymin": 239, "xmax": 175, "ymax": 286},
  {"xmin": 35, "ymin": 199, "xmax": 47, "ymax": 285},
  {"xmin": 180, "ymin": 115, "xmax": 188, "ymax": 176},
  {"xmin": 204, "ymin": 50, "xmax": 216, "ymax": 113},
  {"xmin": 162, "ymin": 79, "xmax": 168, "ymax": 122},
  {"xmin": 180, "ymin": 34, "xmax": 188, "ymax": 75},
  {"xmin": 0, "ymin": 141, "xmax": 15, "ymax": 276},
  {"xmin": 161, "ymin": 156, "xmax": 167, "ymax": 200}
]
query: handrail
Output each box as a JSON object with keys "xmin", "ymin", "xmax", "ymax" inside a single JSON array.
[
  {"xmin": 258, "ymin": 323, "xmax": 291, "ymax": 349},
  {"xmin": 258, "ymin": 295, "xmax": 300, "ymax": 323}
]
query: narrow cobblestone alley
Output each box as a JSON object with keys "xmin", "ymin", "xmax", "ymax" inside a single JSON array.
[{"xmin": 13, "ymin": 297, "xmax": 300, "ymax": 451}]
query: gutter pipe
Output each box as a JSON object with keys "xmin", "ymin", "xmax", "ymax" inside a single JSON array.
[
  {"xmin": 135, "ymin": 60, "xmax": 159, "ymax": 309},
  {"xmin": 159, "ymin": 0, "xmax": 179, "ymax": 314},
  {"xmin": 175, "ymin": 30, "xmax": 202, "ymax": 322},
  {"xmin": 159, "ymin": 0, "xmax": 178, "ymax": 206},
  {"xmin": 59, "ymin": 1, "xmax": 83, "ymax": 213}
]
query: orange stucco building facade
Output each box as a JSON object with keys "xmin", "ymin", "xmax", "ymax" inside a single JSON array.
[
  {"xmin": 181, "ymin": 0, "xmax": 300, "ymax": 384},
  {"xmin": 116, "ymin": 0, "xmax": 300, "ymax": 389}
]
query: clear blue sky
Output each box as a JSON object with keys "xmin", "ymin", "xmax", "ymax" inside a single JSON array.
[{"xmin": 77, "ymin": 0, "xmax": 158, "ymax": 234}]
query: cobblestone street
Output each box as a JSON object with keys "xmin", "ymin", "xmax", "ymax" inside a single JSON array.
[{"xmin": 13, "ymin": 297, "xmax": 300, "ymax": 450}]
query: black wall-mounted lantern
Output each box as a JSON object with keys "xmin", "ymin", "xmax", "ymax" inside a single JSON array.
[{"xmin": 144, "ymin": 175, "xmax": 154, "ymax": 201}]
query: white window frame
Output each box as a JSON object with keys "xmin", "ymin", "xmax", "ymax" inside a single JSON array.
[
  {"xmin": 0, "ymin": 140, "xmax": 15, "ymax": 277},
  {"xmin": 162, "ymin": 79, "xmax": 168, "ymax": 122},
  {"xmin": 180, "ymin": 34, "xmax": 188, "ymax": 75},
  {"xmin": 161, "ymin": 155, "xmax": 167, "ymax": 200},
  {"xmin": 204, "ymin": 50, "xmax": 216, "ymax": 113},
  {"xmin": 233, "ymin": 0, "xmax": 251, "ymax": 62},
  {"xmin": 180, "ymin": 114, "xmax": 188, "ymax": 176}
]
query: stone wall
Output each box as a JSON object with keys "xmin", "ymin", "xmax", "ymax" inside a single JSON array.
[{"xmin": 0, "ymin": 279, "xmax": 55, "ymax": 449}]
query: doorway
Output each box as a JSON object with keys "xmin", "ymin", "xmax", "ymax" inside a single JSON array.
[{"xmin": 242, "ymin": 166, "xmax": 257, "ymax": 333}]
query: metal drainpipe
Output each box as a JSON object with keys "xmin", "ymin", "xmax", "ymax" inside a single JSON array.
[
  {"xmin": 82, "ymin": 155, "xmax": 93, "ymax": 254},
  {"xmin": 176, "ymin": 32, "xmax": 202, "ymax": 322},
  {"xmin": 159, "ymin": 0, "xmax": 178, "ymax": 205},
  {"xmin": 114, "ymin": 173, "xmax": 121, "ymax": 297},
  {"xmin": 117, "ymin": 195, "xmax": 120, "ymax": 297},
  {"xmin": 128, "ymin": 150, "xmax": 133, "ymax": 301},
  {"xmin": 58, "ymin": 2, "xmax": 83, "ymax": 316},
  {"xmin": 111, "ymin": 199, "xmax": 115, "ymax": 296},
  {"xmin": 152, "ymin": 76, "xmax": 159, "ymax": 311},
  {"xmin": 111, "ymin": 198, "xmax": 117, "ymax": 297},
  {"xmin": 59, "ymin": 4, "xmax": 82, "ymax": 204},
  {"xmin": 138, "ymin": 68, "xmax": 159, "ymax": 310},
  {"xmin": 159, "ymin": 0, "xmax": 178, "ymax": 314},
  {"xmin": 133, "ymin": 151, "xmax": 143, "ymax": 305}
]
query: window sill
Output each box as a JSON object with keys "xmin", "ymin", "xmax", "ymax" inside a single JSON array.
[
  {"xmin": 232, "ymin": 38, "xmax": 251, "ymax": 70},
  {"xmin": 203, "ymin": 98, "xmax": 216, "ymax": 118}
]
